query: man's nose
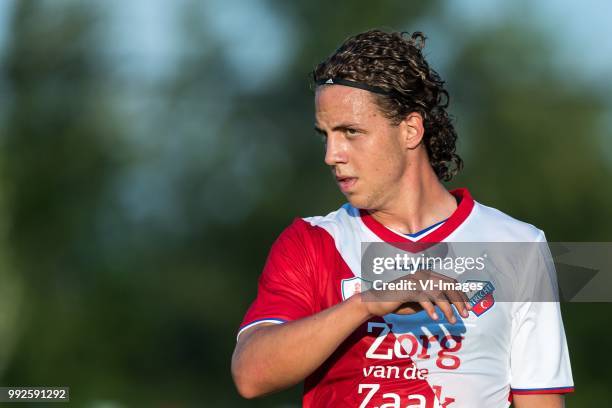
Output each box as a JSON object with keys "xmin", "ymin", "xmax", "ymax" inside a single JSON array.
[{"xmin": 324, "ymin": 134, "xmax": 348, "ymax": 166}]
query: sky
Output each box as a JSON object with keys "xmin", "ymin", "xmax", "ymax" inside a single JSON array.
[{"xmin": 446, "ymin": 0, "xmax": 612, "ymax": 85}]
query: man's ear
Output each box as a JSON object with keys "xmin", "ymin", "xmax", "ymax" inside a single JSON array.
[{"xmin": 401, "ymin": 112, "xmax": 425, "ymax": 150}]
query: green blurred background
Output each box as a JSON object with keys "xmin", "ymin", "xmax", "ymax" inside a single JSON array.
[{"xmin": 0, "ymin": 0, "xmax": 610, "ymax": 406}]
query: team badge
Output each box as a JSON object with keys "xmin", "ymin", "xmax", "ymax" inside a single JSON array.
[
  {"xmin": 466, "ymin": 280, "xmax": 495, "ymax": 316},
  {"xmin": 341, "ymin": 277, "xmax": 367, "ymax": 300}
]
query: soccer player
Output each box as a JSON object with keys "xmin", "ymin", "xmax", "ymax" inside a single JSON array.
[{"xmin": 231, "ymin": 29, "xmax": 573, "ymax": 407}]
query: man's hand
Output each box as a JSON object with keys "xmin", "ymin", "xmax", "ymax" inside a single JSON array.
[
  {"xmin": 232, "ymin": 270, "xmax": 473, "ymax": 398},
  {"xmin": 361, "ymin": 269, "xmax": 472, "ymax": 324}
]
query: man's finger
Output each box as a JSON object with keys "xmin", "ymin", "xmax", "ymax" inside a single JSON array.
[
  {"xmin": 435, "ymin": 299, "xmax": 456, "ymax": 324},
  {"xmin": 445, "ymin": 290, "xmax": 470, "ymax": 318},
  {"xmin": 451, "ymin": 298, "xmax": 469, "ymax": 318},
  {"xmin": 419, "ymin": 300, "xmax": 438, "ymax": 321}
]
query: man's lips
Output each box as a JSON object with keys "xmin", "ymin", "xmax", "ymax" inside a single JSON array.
[{"xmin": 336, "ymin": 176, "xmax": 357, "ymax": 192}]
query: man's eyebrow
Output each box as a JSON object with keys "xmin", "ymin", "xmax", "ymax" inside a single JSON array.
[{"xmin": 314, "ymin": 123, "xmax": 361, "ymax": 134}]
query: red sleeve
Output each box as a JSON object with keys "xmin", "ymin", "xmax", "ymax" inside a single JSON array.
[{"xmin": 237, "ymin": 218, "xmax": 319, "ymax": 337}]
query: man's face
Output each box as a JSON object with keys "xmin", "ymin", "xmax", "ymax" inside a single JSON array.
[{"xmin": 314, "ymin": 85, "xmax": 408, "ymax": 210}]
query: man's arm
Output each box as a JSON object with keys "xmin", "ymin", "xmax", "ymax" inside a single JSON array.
[
  {"xmin": 509, "ymin": 237, "xmax": 574, "ymax": 405},
  {"xmin": 513, "ymin": 394, "xmax": 564, "ymax": 408},
  {"xmin": 231, "ymin": 293, "xmax": 372, "ymax": 398},
  {"xmin": 231, "ymin": 273, "xmax": 470, "ymax": 399}
]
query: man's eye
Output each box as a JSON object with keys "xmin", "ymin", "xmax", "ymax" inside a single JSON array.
[{"xmin": 346, "ymin": 128, "xmax": 359, "ymax": 136}]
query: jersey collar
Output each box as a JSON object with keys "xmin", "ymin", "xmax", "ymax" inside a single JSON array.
[{"xmin": 359, "ymin": 188, "xmax": 475, "ymax": 244}]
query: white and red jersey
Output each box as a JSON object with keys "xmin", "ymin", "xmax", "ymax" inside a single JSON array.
[{"xmin": 238, "ymin": 188, "xmax": 574, "ymax": 407}]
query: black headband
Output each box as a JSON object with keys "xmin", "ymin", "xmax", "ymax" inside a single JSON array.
[{"xmin": 315, "ymin": 77, "xmax": 391, "ymax": 96}]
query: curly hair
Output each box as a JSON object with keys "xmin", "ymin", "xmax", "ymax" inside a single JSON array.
[{"xmin": 311, "ymin": 29, "xmax": 462, "ymax": 181}]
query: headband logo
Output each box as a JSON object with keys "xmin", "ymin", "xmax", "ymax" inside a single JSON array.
[{"xmin": 316, "ymin": 77, "xmax": 392, "ymax": 96}]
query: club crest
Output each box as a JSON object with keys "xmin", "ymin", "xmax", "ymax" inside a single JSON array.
[{"xmin": 466, "ymin": 280, "xmax": 495, "ymax": 316}]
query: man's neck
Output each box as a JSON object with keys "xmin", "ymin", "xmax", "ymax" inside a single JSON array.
[{"xmin": 368, "ymin": 167, "xmax": 458, "ymax": 235}]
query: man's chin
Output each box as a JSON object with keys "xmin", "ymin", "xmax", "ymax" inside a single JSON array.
[{"xmin": 344, "ymin": 194, "xmax": 372, "ymax": 210}]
